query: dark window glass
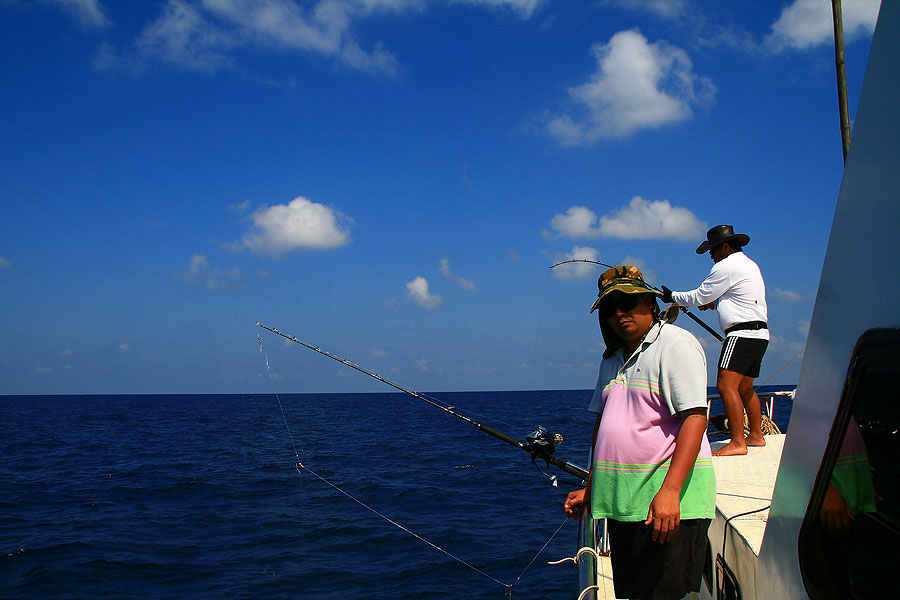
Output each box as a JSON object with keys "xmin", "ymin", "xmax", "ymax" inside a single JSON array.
[{"xmin": 799, "ymin": 329, "xmax": 900, "ymax": 599}]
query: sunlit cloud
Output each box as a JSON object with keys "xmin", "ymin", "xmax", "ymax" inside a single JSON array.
[
  {"xmin": 439, "ymin": 258, "xmax": 478, "ymax": 291},
  {"xmin": 453, "ymin": 0, "xmax": 543, "ymax": 18},
  {"xmin": 621, "ymin": 254, "xmax": 657, "ymax": 285},
  {"xmin": 105, "ymin": 0, "xmax": 543, "ymax": 76},
  {"xmin": 406, "ymin": 276, "xmax": 443, "ymax": 309},
  {"xmin": 773, "ymin": 287, "xmax": 813, "ymax": 302},
  {"xmin": 550, "ymin": 246, "xmax": 601, "ymax": 281},
  {"xmin": 548, "ymin": 197, "xmax": 706, "ymax": 242},
  {"xmin": 798, "ymin": 321, "xmax": 811, "ymax": 339},
  {"xmin": 174, "ymin": 254, "xmax": 245, "ymax": 290},
  {"xmin": 48, "ymin": 0, "xmax": 111, "ymax": 28},
  {"xmin": 764, "ymin": 0, "xmax": 880, "ymax": 52},
  {"xmin": 605, "ymin": 0, "xmax": 689, "ymax": 21},
  {"xmin": 239, "ymin": 196, "xmax": 352, "ymax": 256},
  {"xmin": 543, "ymin": 29, "xmax": 715, "ymax": 145}
]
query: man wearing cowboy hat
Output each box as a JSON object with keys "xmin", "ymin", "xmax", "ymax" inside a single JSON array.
[
  {"xmin": 564, "ymin": 266, "xmax": 715, "ymax": 600},
  {"xmin": 661, "ymin": 225, "xmax": 769, "ymax": 457}
]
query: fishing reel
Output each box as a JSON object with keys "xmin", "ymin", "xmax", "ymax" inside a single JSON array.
[{"xmin": 525, "ymin": 425, "xmax": 564, "ymax": 460}]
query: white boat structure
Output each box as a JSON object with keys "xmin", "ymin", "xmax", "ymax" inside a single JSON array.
[{"xmin": 575, "ymin": 3, "xmax": 900, "ymax": 598}]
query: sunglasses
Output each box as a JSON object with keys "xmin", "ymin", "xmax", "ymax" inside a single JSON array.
[{"xmin": 599, "ymin": 293, "xmax": 643, "ymax": 317}]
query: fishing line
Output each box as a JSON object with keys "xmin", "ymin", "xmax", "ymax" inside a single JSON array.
[
  {"xmin": 550, "ymin": 259, "xmax": 724, "ymax": 342},
  {"xmin": 514, "ymin": 516, "xmax": 570, "ymax": 583},
  {"xmin": 297, "ymin": 462, "xmax": 512, "ymax": 591},
  {"xmin": 256, "ymin": 322, "xmax": 589, "ymax": 481},
  {"xmin": 258, "ymin": 334, "xmax": 301, "ymax": 463},
  {"xmin": 256, "ymin": 332, "xmax": 515, "ymax": 594},
  {"xmin": 754, "ymin": 348, "xmax": 804, "ymax": 391},
  {"xmin": 417, "ymin": 391, "xmax": 523, "ymax": 432}
]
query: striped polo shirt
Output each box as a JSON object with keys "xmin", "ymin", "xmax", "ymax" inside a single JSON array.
[{"xmin": 588, "ymin": 321, "xmax": 716, "ymax": 521}]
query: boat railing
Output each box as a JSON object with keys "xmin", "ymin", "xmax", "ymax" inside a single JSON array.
[
  {"xmin": 577, "ymin": 512, "xmax": 602, "ymax": 599},
  {"xmin": 705, "ymin": 389, "xmax": 795, "ymax": 427}
]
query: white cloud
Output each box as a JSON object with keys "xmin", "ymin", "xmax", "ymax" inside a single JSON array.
[
  {"xmin": 0, "ymin": 256, "xmax": 12, "ymax": 270},
  {"xmin": 452, "ymin": 0, "xmax": 543, "ymax": 19},
  {"xmin": 49, "ymin": 0, "xmax": 111, "ymax": 28},
  {"xmin": 764, "ymin": 0, "xmax": 880, "ymax": 52},
  {"xmin": 544, "ymin": 29, "xmax": 715, "ymax": 145},
  {"xmin": 118, "ymin": 342, "xmax": 130, "ymax": 351},
  {"xmin": 136, "ymin": 0, "xmax": 237, "ymax": 71},
  {"xmin": 240, "ymin": 196, "xmax": 352, "ymax": 256},
  {"xmin": 406, "ymin": 276, "xmax": 443, "ymax": 309},
  {"xmin": 230, "ymin": 199, "xmax": 252, "ymax": 212},
  {"xmin": 175, "ymin": 253, "xmax": 245, "ymax": 290},
  {"xmin": 548, "ymin": 197, "xmax": 706, "ymax": 242},
  {"xmin": 549, "ymin": 206, "xmax": 600, "ymax": 239},
  {"xmin": 439, "ymin": 258, "xmax": 478, "ymax": 291},
  {"xmin": 505, "ymin": 247, "xmax": 522, "ymax": 262},
  {"xmin": 605, "ymin": 0, "xmax": 689, "ymax": 21},
  {"xmin": 128, "ymin": 0, "xmax": 426, "ymax": 75},
  {"xmin": 621, "ymin": 254, "xmax": 656, "ymax": 285},
  {"xmin": 34, "ymin": 366, "xmax": 53, "ymax": 374},
  {"xmin": 598, "ymin": 197, "xmax": 706, "ymax": 241},
  {"xmin": 413, "ymin": 358, "xmax": 429, "ymax": 371},
  {"xmin": 773, "ymin": 287, "xmax": 812, "ymax": 302},
  {"xmin": 551, "ymin": 246, "xmax": 601, "ymax": 281},
  {"xmin": 371, "ymin": 349, "xmax": 387, "ymax": 357},
  {"xmin": 61, "ymin": 348, "xmax": 74, "ymax": 357}
]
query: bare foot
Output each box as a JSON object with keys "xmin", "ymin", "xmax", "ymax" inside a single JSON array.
[
  {"xmin": 713, "ymin": 441, "xmax": 748, "ymax": 456},
  {"xmin": 745, "ymin": 435, "xmax": 766, "ymax": 447}
]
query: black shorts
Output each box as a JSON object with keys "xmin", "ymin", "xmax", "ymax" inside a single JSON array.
[
  {"xmin": 607, "ymin": 518, "xmax": 711, "ymax": 600},
  {"xmin": 718, "ymin": 336, "xmax": 768, "ymax": 378}
]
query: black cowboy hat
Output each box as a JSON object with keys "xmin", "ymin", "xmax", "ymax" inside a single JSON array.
[{"xmin": 696, "ymin": 225, "xmax": 750, "ymax": 254}]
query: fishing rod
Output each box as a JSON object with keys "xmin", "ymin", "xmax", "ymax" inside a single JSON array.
[
  {"xmin": 256, "ymin": 322, "xmax": 590, "ymax": 482},
  {"xmin": 550, "ymin": 259, "xmax": 724, "ymax": 342}
]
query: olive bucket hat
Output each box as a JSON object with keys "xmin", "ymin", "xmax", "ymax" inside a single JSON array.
[
  {"xmin": 589, "ymin": 265, "xmax": 678, "ymax": 358},
  {"xmin": 589, "ymin": 265, "xmax": 663, "ymax": 314}
]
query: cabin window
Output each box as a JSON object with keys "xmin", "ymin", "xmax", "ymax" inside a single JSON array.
[{"xmin": 799, "ymin": 328, "xmax": 900, "ymax": 600}]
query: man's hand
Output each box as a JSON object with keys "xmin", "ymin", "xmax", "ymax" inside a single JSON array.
[
  {"xmin": 660, "ymin": 285, "xmax": 673, "ymax": 304},
  {"xmin": 820, "ymin": 483, "xmax": 854, "ymax": 539},
  {"xmin": 564, "ymin": 487, "xmax": 587, "ymax": 519},
  {"xmin": 646, "ymin": 488, "xmax": 681, "ymax": 542},
  {"xmin": 698, "ymin": 302, "xmax": 716, "ymax": 311}
]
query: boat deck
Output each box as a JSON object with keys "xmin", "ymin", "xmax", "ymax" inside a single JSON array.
[
  {"xmin": 710, "ymin": 433, "xmax": 785, "ymax": 555},
  {"xmin": 596, "ymin": 554, "xmax": 615, "ymax": 599}
]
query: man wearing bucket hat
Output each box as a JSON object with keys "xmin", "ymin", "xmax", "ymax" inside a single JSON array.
[
  {"xmin": 661, "ymin": 225, "xmax": 769, "ymax": 457},
  {"xmin": 564, "ymin": 266, "xmax": 715, "ymax": 600}
]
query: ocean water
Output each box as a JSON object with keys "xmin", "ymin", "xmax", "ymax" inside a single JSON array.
[{"xmin": 1, "ymin": 388, "xmax": 792, "ymax": 599}]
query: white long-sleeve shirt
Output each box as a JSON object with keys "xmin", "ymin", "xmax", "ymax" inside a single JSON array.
[{"xmin": 670, "ymin": 252, "xmax": 769, "ymax": 340}]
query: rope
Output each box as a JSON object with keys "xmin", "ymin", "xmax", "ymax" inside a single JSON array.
[{"xmin": 548, "ymin": 545, "xmax": 603, "ymax": 566}]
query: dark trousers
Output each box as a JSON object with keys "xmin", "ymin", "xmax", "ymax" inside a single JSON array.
[{"xmin": 607, "ymin": 518, "xmax": 711, "ymax": 600}]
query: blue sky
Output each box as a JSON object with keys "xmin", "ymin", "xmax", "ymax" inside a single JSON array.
[{"xmin": 0, "ymin": 0, "xmax": 881, "ymax": 395}]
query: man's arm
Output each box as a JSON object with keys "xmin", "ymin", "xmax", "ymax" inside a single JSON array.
[
  {"xmin": 564, "ymin": 414, "xmax": 601, "ymax": 519},
  {"xmin": 670, "ymin": 263, "xmax": 730, "ymax": 308},
  {"xmin": 645, "ymin": 408, "xmax": 708, "ymax": 542}
]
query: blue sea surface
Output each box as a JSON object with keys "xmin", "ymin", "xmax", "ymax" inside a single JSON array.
[{"xmin": 1, "ymin": 389, "xmax": 792, "ymax": 599}]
